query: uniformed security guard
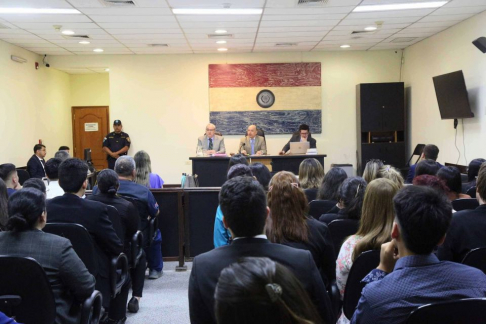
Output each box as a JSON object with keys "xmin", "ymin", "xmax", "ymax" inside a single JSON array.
[{"xmin": 103, "ymin": 119, "xmax": 131, "ymax": 169}]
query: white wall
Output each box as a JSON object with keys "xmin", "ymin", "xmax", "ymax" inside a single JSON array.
[
  {"xmin": 0, "ymin": 39, "xmax": 71, "ymax": 167},
  {"xmin": 51, "ymin": 51, "xmax": 402, "ymax": 183},
  {"xmin": 403, "ymin": 10, "xmax": 486, "ymax": 166},
  {"xmin": 70, "ymin": 73, "xmax": 110, "ymax": 107}
]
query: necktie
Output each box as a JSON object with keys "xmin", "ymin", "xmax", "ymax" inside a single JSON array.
[
  {"xmin": 251, "ymin": 139, "xmax": 255, "ymax": 155},
  {"xmin": 209, "ymin": 138, "xmax": 213, "ymax": 150},
  {"xmin": 41, "ymin": 159, "xmax": 46, "ymax": 167}
]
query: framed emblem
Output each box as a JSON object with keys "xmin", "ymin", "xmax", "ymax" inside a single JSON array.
[{"xmin": 256, "ymin": 89, "xmax": 275, "ymax": 108}]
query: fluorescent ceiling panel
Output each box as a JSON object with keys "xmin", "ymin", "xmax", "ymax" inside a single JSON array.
[
  {"xmin": 353, "ymin": 2, "xmax": 448, "ymax": 12},
  {"xmin": 0, "ymin": 8, "xmax": 80, "ymax": 14}
]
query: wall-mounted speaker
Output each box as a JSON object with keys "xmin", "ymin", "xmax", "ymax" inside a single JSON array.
[{"xmin": 473, "ymin": 37, "xmax": 486, "ymax": 53}]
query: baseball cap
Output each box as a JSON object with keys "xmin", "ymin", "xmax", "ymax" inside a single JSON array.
[{"xmin": 113, "ymin": 120, "xmax": 122, "ymax": 126}]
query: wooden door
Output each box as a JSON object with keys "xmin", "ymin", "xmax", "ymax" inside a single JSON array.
[{"xmin": 72, "ymin": 106, "xmax": 109, "ymax": 170}]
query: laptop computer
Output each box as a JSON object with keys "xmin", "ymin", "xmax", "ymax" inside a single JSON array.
[{"xmin": 289, "ymin": 142, "xmax": 310, "ymax": 154}]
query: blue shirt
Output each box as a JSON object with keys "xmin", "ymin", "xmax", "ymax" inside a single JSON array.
[
  {"xmin": 213, "ymin": 205, "xmax": 231, "ymax": 248},
  {"xmin": 7, "ymin": 188, "xmax": 16, "ymax": 197},
  {"xmin": 351, "ymin": 254, "xmax": 486, "ymax": 324}
]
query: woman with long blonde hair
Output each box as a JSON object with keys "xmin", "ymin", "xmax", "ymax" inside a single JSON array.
[
  {"xmin": 335, "ymin": 178, "xmax": 399, "ymax": 323},
  {"xmin": 299, "ymin": 158, "xmax": 324, "ymax": 202}
]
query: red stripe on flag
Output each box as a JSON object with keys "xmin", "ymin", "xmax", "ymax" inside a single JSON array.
[{"xmin": 209, "ymin": 63, "xmax": 321, "ymax": 88}]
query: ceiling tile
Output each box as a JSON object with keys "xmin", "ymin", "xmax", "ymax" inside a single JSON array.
[
  {"xmin": 333, "ymin": 23, "xmax": 409, "ymax": 31},
  {"xmin": 0, "ymin": 14, "xmax": 91, "ymax": 23},
  {"xmin": 0, "ymin": 33, "xmax": 40, "ymax": 39},
  {"xmin": 260, "ymin": 20, "xmax": 340, "ymax": 27},
  {"xmin": 256, "ymin": 36, "xmax": 322, "ymax": 42},
  {"xmin": 114, "ymin": 33, "xmax": 187, "ymax": 40},
  {"xmin": 258, "ymin": 26, "xmax": 332, "ymax": 32},
  {"xmin": 183, "ymin": 27, "xmax": 257, "ymax": 34},
  {"xmin": 168, "ymin": 0, "xmax": 265, "ymax": 8},
  {"xmin": 0, "ymin": 0, "xmax": 73, "ymax": 8},
  {"xmin": 262, "ymin": 14, "xmax": 347, "ymax": 21},
  {"xmin": 179, "ymin": 21, "xmax": 259, "ymax": 28},
  {"xmin": 347, "ymin": 9, "xmax": 435, "ymax": 19},
  {"xmin": 98, "ymin": 22, "xmax": 180, "ymax": 29},
  {"xmin": 266, "ymin": 0, "xmax": 360, "ymax": 7},
  {"xmin": 185, "ymin": 33, "xmax": 255, "ymax": 39},
  {"xmin": 431, "ymin": 6, "xmax": 486, "ymax": 15},
  {"xmin": 264, "ymin": 7, "xmax": 355, "ymax": 15},
  {"xmin": 79, "ymin": 8, "xmax": 173, "ymax": 15},
  {"xmin": 445, "ymin": 0, "xmax": 486, "ymax": 7},
  {"xmin": 418, "ymin": 13, "xmax": 475, "ymax": 22},
  {"xmin": 106, "ymin": 28, "xmax": 182, "ymax": 35},
  {"xmin": 339, "ymin": 16, "xmax": 421, "ymax": 25},
  {"xmin": 66, "ymin": 0, "xmax": 104, "ymax": 8},
  {"xmin": 408, "ymin": 21, "xmax": 461, "ymax": 28},
  {"xmin": 131, "ymin": 0, "xmax": 169, "ymax": 7},
  {"xmin": 90, "ymin": 15, "xmax": 177, "ymax": 23},
  {"xmin": 120, "ymin": 38, "xmax": 188, "ymax": 44},
  {"xmin": 14, "ymin": 22, "xmax": 99, "ymax": 29},
  {"xmin": 257, "ymin": 32, "xmax": 328, "ymax": 38},
  {"xmin": 188, "ymin": 38, "xmax": 255, "ymax": 44},
  {"xmin": 176, "ymin": 15, "xmax": 261, "ymax": 22},
  {"xmin": 27, "ymin": 28, "xmax": 111, "ymax": 35}
]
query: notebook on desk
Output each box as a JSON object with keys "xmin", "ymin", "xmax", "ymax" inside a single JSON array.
[{"xmin": 289, "ymin": 142, "xmax": 310, "ymax": 154}]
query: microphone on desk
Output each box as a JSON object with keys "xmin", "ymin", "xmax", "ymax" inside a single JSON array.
[{"xmin": 239, "ymin": 142, "xmax": 246, "ymax": 154}]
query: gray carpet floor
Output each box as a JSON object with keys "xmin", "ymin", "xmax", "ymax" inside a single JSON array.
[{"xmin": 126, "ymin": 261, "xmax": 193, "ymax": 324}]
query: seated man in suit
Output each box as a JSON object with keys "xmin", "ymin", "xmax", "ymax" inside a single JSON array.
[
  {"xmin": 27, "ymin": 144, "xmax": 47, "ymax": 179},
  {"xmin": 406, "ymin": 144, "xmax": 443, "ymax": 183},
  {"xmin": 188, "ymin": 176, "xmax": 334, "ymax": 324},
  {"xmin": 351, "ymin": 185, "xmax": 486, "ymax": 324},
  {"xmin": 438, "ymin": 162, "xmax": 486, "ymax": 262},
  {"xmin": 46, "ymin": 158, "xmax": 128, "ymax": 324},
  {"xmin": 197, "ymin": 123, "xmax": 225, "ymax": 154},
  {"xmin": 45, "ymin": 158, "xmax": 64, "ymax": 199},
  {"xmin": 0, "ymin": 163, "xmax": 21, "ymax": 196},
  {"xmin": 280, "ymin": 124, "xmax": 317, "ymax": 155},
  {"xmin": 238, "ymin": 125, "xmax": 266, "ymax": 155}
]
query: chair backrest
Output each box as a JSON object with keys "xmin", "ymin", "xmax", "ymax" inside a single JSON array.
[
  {"xmin": 452, "ymin": 198, "xmax": 479, "ymax": 211},
  {"xmin": 406, "ymin": 298, "xmax": 486, "ymax": 324},
  {"xmin": 44, "ymin": 223, "xmax": 98, "ymax": 275},
  {"xmin": 256, "ymin": 128, "xmax": 265, "ymax": 138},
  {"xmin": 0, "ymin": 256, "xmax": 56, "ymax": 324},
  {"xmin": 106, "ymin": 205, "xmax": 125, "ymax": 242},
  {"xmin": 466, "ymin": 186, "xmax": 477, "ymax": 198},
  {"xmin": 308, "ymin": 200, "xmax": 336, "ymax": 219},
  {"xmin": 16, "ymin": 169, "xmax": 30, "ymax": 185},
  {"xmin": 328, "ymin": 219, "xmax": 359, "ymax": 257},
  {"xmin": 343, "ymin": 250, "xmax": 380, "ymax": 319},
  {"xmin": 462, "ymin": 247, "xmax": 486, "ymax": 274}
]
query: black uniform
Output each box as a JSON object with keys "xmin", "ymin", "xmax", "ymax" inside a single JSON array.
[{"xmin": 103, "ymin": 131, "xmax": 131, "ymax": 169}]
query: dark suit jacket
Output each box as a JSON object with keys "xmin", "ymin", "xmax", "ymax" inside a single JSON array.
[
  {"xmin": 26, "ymin": 154, "xmax": 46, "ymax": 179},
  {"xmin": 0, "ymin": 230, "xmax": 95, "ymax": 324},
  {"xmin": 438, "ymin": 204, "xmax": 486, "ymax": 262},
  {"xmin": 282, "ymin": 132, "xmax": 317, "ymax": 152},
  {"xmin": 188, "ymin": 238, "xmax": 334, "ymax": 324}
]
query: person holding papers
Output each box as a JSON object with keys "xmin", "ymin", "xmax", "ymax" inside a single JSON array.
[{"xmin": 238, "ymin": 125, "xmax": 267, "ymax": 156}]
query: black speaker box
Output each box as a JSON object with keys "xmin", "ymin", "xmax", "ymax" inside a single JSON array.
[{"xmin": 473, "ymin": 37, "xmax": 486, "ymax": 53}]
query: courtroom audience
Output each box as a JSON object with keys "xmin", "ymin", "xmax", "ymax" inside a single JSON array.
[
  {"xmin": 267, "ymin": 171, "xmax": 335, "ymax": 288},
  {"xmin": 45, "ymin": 158, "xmax": 64, "ymax": 199},
  {"xmin": 0, "ymin": 164, "xmax": 21, "ymax": 197},
  {"xmin": 316, "ymin": 167, "xmax": 348, "ymax": 215},
  {"xmin": 351, "ymin": 186, "xmax": 486, "ymax": 323},
  {"xmin": 299, "ymin": 158, "xmax": 325, "ymax": 202},
  {"xmin": 406, "ymin": 144, "xmax": 443, "ymax": 183},
  {"xmin": 463, "ymin": 158, "xmax": 486, "ymax": 195},
  {"xmin": 438, "ymin": 163, "xmax": 486, "ymax": 262},
  {"xmin": 215, "ymin": 257, "xmax": 322, "ymax": 324},
  {"xmin": 336, "ymin": 178, "xmax": 399, "ymax": 323},
  {"xmin": 59, "ymin": 145, "xmax": 70, "ymax": 153},
  {"xmin": 412, "ymin": 175, "xmax": 449, "ymax": 196},
  {"xmin": 249, "ymin": 162, "xmax": 271, "ymax": 191},
  {"xmin": 189, "ymin": 176, "xmax": 334, "ymax": 324},
  {"xmin": 22, "ymin": 178, "xmax": 46, "ymax": 194},
  {"xmin": 227, "ymin": 153, "xmax": 248, "ymax": 172},
  {"xmin": 414, "ymin": 159, "xmax": 441, "ymax": 178},
  {"xmin": 362, "ymin": 159, "xmax": 383, "ymax": 183},
  {"xmin": 0, "ymin": 188, "xmax": 95, "ymax": 324},
  {"xmin": 319, "ymin": 177, "xmax": 367, "ymax": 225},
  {"xmin": 376, "ymin": 165, "xmax": 404, "ymax": 188},
  {"xmin": 0, "ymin": 179, "xmax": 8, "ymax": 231},
  {"xmin": 437, "ymin": 166, "xmax": 470, "ymax": 201},
  {"xmin": 54, "ymin": 150, "xmax": 70, "ymax": 161},
  {"xmin": 134, "ymin": 150, "xmax": 164, "ymax": 189}
]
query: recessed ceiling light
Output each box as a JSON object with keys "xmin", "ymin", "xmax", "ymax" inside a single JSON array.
[
  {"xmin": 93, "ymin": 48, "xmax": 104, "ymax": 52},
  {"xmin": 0, "ymin": 8, "xmax": 80, "ymax": 14},
  {"xmin": 61, "ymin": 30, "xmax": 75, "ymax": 35},
  {"xmin": 172, "ymin": 8, "xmax": 262, "ymax": 15},
  {"xmin": 340, "ymin": 45, "xmax": 351, "ymax": 48},
  {"xmin": 218, "ymin": 48, "xmax": 228, "ymax": 52},
  {"xmin": 364, "ymin": 26, "xmax": 377, "ymax": 31},
  {"xmin": 79, "ymin": 41, "xmax": 90, "ymax": 44},
  {"xmin": 216, "ymin": 40, "xmax": 227, "ymax": 44},
  {"xmin": 105, "ymin": 68, "xmax": 110, "ymax": 72},
  {"xmin": 353, "ymin": 1, "xmax": 448, "ymax": 12},
  {"xmin": 215, "ymin": 29, "xmax": 228, "ymax": 34}
]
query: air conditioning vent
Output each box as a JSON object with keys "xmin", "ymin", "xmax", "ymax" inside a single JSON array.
[
  {"xmin": 276, "ymin": 43, "xmax": 298, "ymax": 47},
  {"xmin": 100, "ymin": 0, "xmax": 136, "ymax": 7},
  {"xmin": 297, "ymin": 0, "xmax": 329, "ymax": 5},
  {"xmin": 208, "ymin": 34, "xmax": 234, "ymax": 39},
  {"xmin": 62, "ymin": 35, "xmax": 90, "ymax": 39},
  {"xmin": 351, "ymin": 30, "xmax": 375, "ymax": 34},
  {"xmin": 391, "ymin": 37, "xmax": 417, "ymax": 43},
  {"xmin": 0, "ymin": 23, "xmax": 10, "ymax": 29},
  {"xmin": 148, "ymin": 44, "xmax": 169, "ymax": 47}
]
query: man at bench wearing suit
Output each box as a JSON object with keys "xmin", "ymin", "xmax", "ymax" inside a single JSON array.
[
  {"xmin": 280, "ymin": 124, "xmax": 317, "ymax": 155},
  {"xmin": 46, "ymin": 158, "xmax": 129, "ymax": 324},
  {"xmin": 26, "ymin": 144, "xmax": 47, "ymax": 179},
  {"xmin": 188, "ymin": 176, "xmax": 334, "ymax": 324},
  {"xmin": 238, "ymin": 124, "xmax": 266, "ymax": 155},
  {"xmin": 197, "ymin": 123, "xmax": 226, "ymax": 154}
]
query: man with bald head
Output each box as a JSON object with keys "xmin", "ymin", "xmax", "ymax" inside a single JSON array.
[
  {"xmin": 239, "ymin": 125, "xmax": 267, "ymax": 155},
  {"xmin": 197, "ymin": 123, "xmax": 226, "ymax": 155}
]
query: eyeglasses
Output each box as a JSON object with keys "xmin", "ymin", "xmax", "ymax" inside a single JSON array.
[{"xmin": 206, "ymin": 128, "xmax": 215, "ymax": 132}]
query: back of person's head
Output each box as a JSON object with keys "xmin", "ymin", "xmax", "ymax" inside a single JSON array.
[
  {"xmin": 115, "ymin": 156, "xmax": 136, "ymax": 177},
  {"xmin": 58, "ymin": 146, "xmax": 70, "ymax": 151},
  {"xmin": 215, "ymin": 257, "xmax": 322, "ymax": 324},
  {"xmin": 415, "ymin": 159, "xmax": 440, "ymax": 177},
  {"xmin": 249, "ymin": 163, "xmax": 271, "ymax": 191},
  {"xmin": 468, "ymin": 158, "xmax": 486, "ymax": 182},
  {"xmin": 376, "ymin": 165, "xmax": 404, "ymax": 188},
  {"xmin": 54, "ymin": 150, "xmax": 70, "ymax": 161},
  {"xmin": 363, "ymin": 159, "xmax": 384, "ymax": 183},
  {"xmin": 22, "ymin": 178, "xmax": 46, "ymax": 194},
  {"xmin": 0, "ymin": 163, "xmax": 17, "ymax": 182},
  {"xmin": 133, "ymin": 150, "xmax": 152, "ymax": 187},
  {"xmin": 97, "ymin": 169, "xmax": 119, "ymax": 195},
  {"xmin": 7, "ymin": 188, "xmax": 46, "ymax": 232},
  {"xmin": 353, "ymin": 178, "xmax": 399, "ymax": 261},
  {"xmin": 33, "ymin": 144, "xmax": 45, "ymax": 154},
  {"xmin": 267, "ymin": 172, "xmax": 308, "ymax": 244},
  {"xmin": 437, "ymin": 166, "xmax": 462, "ymax": 195},
  {"xmin": 423, "ymin": 144, "xmax": 439, "ymax": 161},
  {"xmin": 475, "ymin": 162, "xmax": 486, "ymax": 201},
  {"xmin": 45, "ymin": 158, "xmax": 62, "ymax": 180},
  {"xmin": 227, "ymin": 164, "xmax": 253, "ymax": 180},
  {"xmin": 227, "ymin": 154, "xmax": 249, "ymax": 172},
  {"xmin": 219, "ymin": 176, "xmax": 267, "ymax": 238},
  {"xmin": 412, "ymin": 175, "xmax": 449, "ymax": 196},
  {"xmin": 58, "ymin": 158, "xmax": 88, "ymax": 193},
  {"xmin": 317, "ymin": 167, "xmax": 347, "ymax": 201},
  {"xmin": 0, "ymin": 179, "xmax": 8, "ymax": 230},
  {"xmin": 338, "ymin": 177, "xmax": 367, "ymax": 220},
  {"xmin": 394, "ymin": 185, "xmax": 452, "ymax": 254},
  {"xmin": 298, "ymin": 158, "xmax": 324, "ymax": 190}
]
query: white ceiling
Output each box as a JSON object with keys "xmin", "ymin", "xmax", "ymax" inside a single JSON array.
[{"xmin": 0, "ymin": 0, "xmax": 484, "ymax": 59}]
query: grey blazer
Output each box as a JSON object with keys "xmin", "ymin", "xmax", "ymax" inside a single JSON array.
[
  {"xmin": 0, "ymin": 230, "xmax": 95, "ymax": 324},
  {"xmin": 238, "ymin": 135, "xmax": 267, "ymax": 155},
  {"xmin": 197, "ymin": 135, "xmax": 226, "ymax": 153}
]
